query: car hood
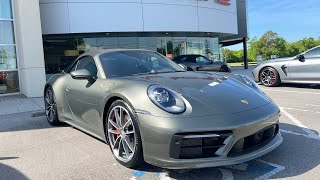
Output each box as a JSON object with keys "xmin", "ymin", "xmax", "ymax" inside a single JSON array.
[{"xmin": 134, "ymin": 72, "xmax": 271, "ymax": 114}]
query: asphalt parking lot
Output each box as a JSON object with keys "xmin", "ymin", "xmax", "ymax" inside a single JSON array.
[{"xmin": 0, "ymin": 83, "xmax": 319, "ymax": 180}]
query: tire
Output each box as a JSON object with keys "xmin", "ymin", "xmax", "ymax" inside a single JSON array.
[
  {"xmin": 44, "ymin": 87, "xmax": 61, "ymax": 126},
  {"xmin": 259, "ymin": 67, "xmax": 281, "ymax": 87},
  {"xmin": 106, "ymin": 100, "xmax": 144, "ymax": 168},
  {"xmin": 219, "ymin": 66, "xmax": 230, "ymax": 72}
]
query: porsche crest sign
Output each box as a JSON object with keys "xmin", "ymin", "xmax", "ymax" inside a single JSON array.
[{"xmin": 215, "ymin": 0, "xmax": 231, "ymax": 6}]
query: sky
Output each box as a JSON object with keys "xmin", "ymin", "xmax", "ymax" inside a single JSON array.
[{"xmin": 229, "ymin": 0, "xmax": 320, "ymax": 50}]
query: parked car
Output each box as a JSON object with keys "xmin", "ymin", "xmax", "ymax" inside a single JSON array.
[
  {"xmin": 44, "ymin": 49, "xmax": 282, "ymax": 169},
  {"xmin": 173, "ymin": 55, "xmax": 231, "ymax": 72},
  {"xmin": 253, "ymin": 46, "xmax": 320, "ymax": 87}
]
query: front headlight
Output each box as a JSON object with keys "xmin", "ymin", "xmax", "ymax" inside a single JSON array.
[{"xmin": 147, "ymin": 85, "xmax": 186, "ymax": 114}]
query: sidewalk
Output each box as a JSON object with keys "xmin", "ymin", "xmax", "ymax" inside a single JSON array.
[{"xmin": 0, "ymin": 95, "xmax": 44, "ymax": 116}]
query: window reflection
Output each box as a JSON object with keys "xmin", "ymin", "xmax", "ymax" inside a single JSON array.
[
  {"xmin": 0, "ymin": 45, "xmax": 17, "ymax": 70},
  {"xmin": 0, "ymin": 71, "xmax": 19, "ymax": 94},
  {"xmin": 0, "ymin": 0, "xmax": 12, "ymax": 19},
  {"xmin": 43, "ymin": 34, "xmax": 220, "ymax": 79},
  {"xmin": 0, "ymin": 21, "xmax": 15, "ymax": 44}
]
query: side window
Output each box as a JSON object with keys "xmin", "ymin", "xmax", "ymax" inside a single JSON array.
[
  {"xmin": 196, "ymin": 57, "xmax": 207, "ymax": 63},
  {"xmin": 69, "ymin": 56, "xmax": 98, "ymax": 77},
  {"xmin": 304, "ymin": 47, "xmax": 320, "ymax": 58},
  {"xmin": 183, "ymin": 57, "xmax": 196, "ymax": 63},
  {"xmin": 82, "ymin": 58, "xmax": 98, "ymax": 77}
]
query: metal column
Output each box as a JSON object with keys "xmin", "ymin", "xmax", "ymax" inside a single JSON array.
[{"xmin": 243, "ymin": 37, "xmax": 248, "ymax": 69}]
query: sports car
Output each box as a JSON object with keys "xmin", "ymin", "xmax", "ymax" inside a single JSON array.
[
  {"xmin": 44, "ymin": 49, "xmax": 282, "ymax": 169},
  {"xmin": 173, "ymin": 55, "xmax": 231, "ymax": 72},
  {"xmin": 253, "ymin": 45, "xmax": 320, "ymax": 87}
]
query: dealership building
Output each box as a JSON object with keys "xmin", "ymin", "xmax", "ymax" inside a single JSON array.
[{"xmin": 0, "ymin": 0, "xmax": 247, "ymax": 97}]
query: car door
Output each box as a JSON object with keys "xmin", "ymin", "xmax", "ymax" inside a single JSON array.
[
  {"xmin": 288, "ymin": 47, "xmax": 320, "ymax": 82},
  {"xmin": 196, "ymin": 56, "xmax": 220, "ymax": 71},
  {"xmin": 65, "ymin": 56, "xmax": 103, "ymax": 133}
]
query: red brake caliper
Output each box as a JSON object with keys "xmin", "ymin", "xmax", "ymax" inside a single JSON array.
[
  {"xmin": 271, "ymin": 71, "xmax": 276, "ymax": 83},
  {"xmin": 116, "ymin": 127, "xmax": 120, "ymax": 139}
]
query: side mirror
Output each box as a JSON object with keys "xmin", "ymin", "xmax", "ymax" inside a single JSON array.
[
  {"xmin": 71, "ymin": 69, "xmax": 93, "ymax": 80},
  {"xmin": 178, "ymin": 64, "xmax": 188, "ymax": 71},
  {"xmin": 297, "ymin": 54, "xmax": 305, "ymax": 62}
]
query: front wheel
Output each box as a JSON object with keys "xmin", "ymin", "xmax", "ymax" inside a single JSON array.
[
  {"xmin": 219, "ymin": 65, "xmax": 230, "ymax": 72},
  {"xmin": 106, "ymin": 100, "xmax": 144, "ymax": 168},
  {"xmin": 259, "ymin": 67, "xmax": 281, "ymax": 87}
]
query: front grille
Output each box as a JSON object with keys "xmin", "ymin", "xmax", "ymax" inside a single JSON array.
[
  {"xmin": 170, "ymin": 131, "xmax": 232, "ymax": 159},
  {"xmin": 229, "ymin": 124, "xmax": 279, "ymax": 156}
]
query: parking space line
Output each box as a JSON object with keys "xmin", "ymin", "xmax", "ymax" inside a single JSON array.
[
  {"xmin": 157, "ymin": 171, "xmax": 171, "ymax": 180},
  {"xmin": 261, "ymin": 89, "xmax": 320, "ymax": 95},
  {"xmin": 280, "ymin": 129, "xmax": 320, "ymax": 140},
  {"xmin": 280, "ymin": 107, "xmax": 320, "ymax": 140},
  {"xmin": 254, "ymin": 160, "xmax": 285, "ymax": 180},
  {"xmin": 306, "ymin": 104, "xmax": 320, "ymax": 107},
  {"xmin": 281, "ymin": 107, "xmax": 320, "ymax": 114}
]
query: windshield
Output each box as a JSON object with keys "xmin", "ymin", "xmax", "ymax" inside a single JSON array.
[{"xmin": 99, "ymin": 50, "xmax": 185, "ymax": 78}]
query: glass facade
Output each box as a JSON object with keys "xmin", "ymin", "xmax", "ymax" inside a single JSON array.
[
  {"xmin": 0, "ymin": 0, "xmax": 19, "ymax": 94},
  {"xmin": 43, "ymin": 33, "xmax": 221, "ymax": 78}
]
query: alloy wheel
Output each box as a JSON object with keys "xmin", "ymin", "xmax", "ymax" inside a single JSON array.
[
  {"xmin": 261, "ymin": 69, "xmax": 277, "ymax": 86},
  {"xmin": 107, "ymin": 106, "xmax": 136, "ymax": 163},
  {"xmin": 45, "ymin": 89, "xmax": 56, "ymax": 122}
]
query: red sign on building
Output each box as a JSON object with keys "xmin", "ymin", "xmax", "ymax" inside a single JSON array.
[{"xmin": 216, "ymin": 0, "xmax": 231, "ymax": 6}]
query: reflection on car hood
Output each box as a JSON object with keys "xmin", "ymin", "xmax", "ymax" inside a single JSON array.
[{"xmin": 134, "ymin": 72, "xmax": 270, "ymax": 114}]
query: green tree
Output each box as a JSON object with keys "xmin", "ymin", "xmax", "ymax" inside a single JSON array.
[
  {"xmin": 286, "ymin": 37, "xmax": 320, "ymax": 57},
  {"xmin": 222, "ymin": 48, "xmax": 238, "ymax": 63},
  {"xmin": 250, "ymin": 31, "xmax": 287, "ymax": 60}
]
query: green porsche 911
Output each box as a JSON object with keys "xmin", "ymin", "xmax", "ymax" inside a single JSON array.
[{"xmin": 44, "ymin": 49, "xmax": 282, "ymax": 169}]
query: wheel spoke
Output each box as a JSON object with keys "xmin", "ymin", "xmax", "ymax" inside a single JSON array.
[
  {"xmin": 46, "ymin": 106, "xmax": 51, "ymax": 115},
  {"xmin": 47, "ymin": 91, "xmax": 53, "ymax": 103},
  {"xmin": 48, "ymin": 108, "xmax": 53, "ymax": 120},
  {"xmin": 117, "ymin": 139, "xmax": 123, "ymax": 157},
  {"xmin": 109, "ymin": 118, "xmax": 120, "ymax": 129},
  {"xmin": 113, "ymin": 136, "xmax": 121, "ymax": 148},
  {"xmin": 125, "ymin": 130, "xmax": 135, "ymax": 135},
  {"xmin": 108, "ymin": 129, "xmax": 120, "ymax": 135},
  {"xmin": 122, "ymin": 139, "xmax": 130, "ymax": 158},
  {"xmin": 122, "ymin": 118, "xmax": 132, "ymax": 129},
  {"xmin": 262, "ymin": 72, "xmax": 267, "ymax": 77},
  {"xmin": 114, "ymin": 108, "xmax": 121, "ymax": 127},
  {"xmin": 123, "ymin": 135, "xmax": 134, "ymax": 152},
  {"xmin": 51, "ymin": 107, "xmax": 55, "ymax": 115},
  {"xmin": 45, "ymin": 96, "xmax": 51, "ymax": 105}
]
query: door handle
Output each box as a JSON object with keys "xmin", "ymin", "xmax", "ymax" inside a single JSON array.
[{"xmin": 65, "ymin": 87, "xmax": 70, "ymax": 92}]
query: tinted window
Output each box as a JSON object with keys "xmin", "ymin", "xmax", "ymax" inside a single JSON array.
[
  {"xmin": 100, "ymin": 51, "xmax": 184, "ymax": 78},
  {"xmin": 181, "ymin": 56, "xmax": 196, "ymax": 63},
  {"xmin": 196, "ymin": 56, "xmax": 211, "ymax": 63},
  {"xmin": 305, "ymin": 47, "xmax": 320, "ymax": 58},
  {"xmin": 70, "ymin": 56, "xmax": 98, "ymax": 76}
]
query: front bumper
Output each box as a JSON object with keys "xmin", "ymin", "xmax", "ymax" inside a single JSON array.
[
  {"xmin": 136, "ymin": 102, "xmax": 282, "ymax": 169},
  {"xmin": 252, "ymin": 67, "xmax": 261, "ymax": 82}
]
